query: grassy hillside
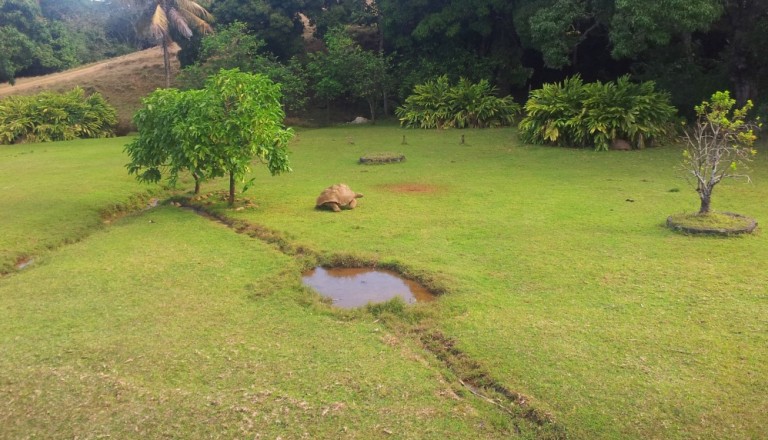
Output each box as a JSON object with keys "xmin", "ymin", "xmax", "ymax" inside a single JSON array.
[
  {"xmin": 1, "ymin": 128, "xmax": 766, "ymax": 439},
  {"xmin": 0, "ymin": 45, "xmax": 177, "ymax": 132}
]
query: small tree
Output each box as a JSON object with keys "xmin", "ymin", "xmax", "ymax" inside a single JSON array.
[
  {"xmin": 196, "ymin": 69, "xmax": 293, "ymax": 205},
  {"xmin": 126, "ymin": 69, "xmax": 293, "ymax": 205},
  {"xmin": 125, "ymin": 88, "xmax": 208, "ymax": 193},
  {"xmin": 681, "ymin": 91, "xmax": 758, "ymax": 214}
]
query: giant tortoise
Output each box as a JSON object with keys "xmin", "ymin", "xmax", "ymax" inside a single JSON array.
[{"xmin": 315, "ymin": 184, "xmax": 363, "ymax": 212}]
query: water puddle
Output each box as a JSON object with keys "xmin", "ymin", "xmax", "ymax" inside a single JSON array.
[{"xmin": 301, "ymin": 267, "xmax": 436, "ymax": 308}]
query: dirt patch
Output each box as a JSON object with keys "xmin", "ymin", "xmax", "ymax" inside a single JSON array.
[
  {"xmin": 376, "ymin": 183, "xmax": 444, "ymax": 194},
  {"xmin": 0, "ymin": 44, "xmax": 178, "ymax": 129}
]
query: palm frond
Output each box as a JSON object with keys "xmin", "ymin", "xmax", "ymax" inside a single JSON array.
[
  {"xmin": 177, "ymin": 0, "xmax": 212, "ymax": 20},
  {"xmin": 176, "ymin": 7, "xmax": 213, "ymax": 34},
  {"xmin": 168, "ymin": 7, "xmax": 193, "ymax": 38},
  {"xmin": 149, "ymin": 4, "xmax": 169, "ymax": 41}
]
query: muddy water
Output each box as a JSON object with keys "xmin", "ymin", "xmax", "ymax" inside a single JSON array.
[{"xmin": 301, "ymin": 267, "xmax": 436, "ymax": 308}]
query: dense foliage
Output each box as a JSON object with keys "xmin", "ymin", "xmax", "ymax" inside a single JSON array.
[
  {"xmin": 518, "ymin": 76, "xmax": 676, "ymax": 151},
  {"xmin": 125, "ymin": 69, "xmax": 293, "ymax": 204},
  {"xmin": 177, "ymin": 22, "xmax": 308, "ymax": 113},
  {"xmin": 681, "ymin": 91, "xmax": 759, "ymax": 214},
  {"xmin": 307, "ymin": 27, "xmax": 390, "ymax": 122},
  {"xmin": 0, "ymin": 88, "xmax": 116, "ymax": 144},
  {"xmin": 396, "ymin": 76, "xmax": 519, "ymax": 129},
  {"xmin": 3, "ymin": 0, "xmax": 766, "ymax": 126}
]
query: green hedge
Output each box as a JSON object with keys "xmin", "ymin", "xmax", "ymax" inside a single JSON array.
[
  {"xmin": 518, "ymin": 75, "xmax": 676, "ymax": 151},
  {"xmin": 396, "ymin": 75, "xmax": 520, "ymax": 129},
  {"xmin": 0, "ymin": 87, "xmax": 117, "ymax": 145}
]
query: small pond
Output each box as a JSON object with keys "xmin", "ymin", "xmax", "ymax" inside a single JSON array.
[{"xmin": 301, "ymin": 267, "xmax": 436, "ymax": 309}]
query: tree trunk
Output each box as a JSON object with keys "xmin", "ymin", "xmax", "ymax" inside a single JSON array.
[
  {"xmin": 698, "ymin": 186, "xmax": 712, "ymax": 214},
  {"xmin": 368, "ymin": 98, "xmax": 376, "ymax": 124},
  {"xmin": 162, "ymin": 39, "xmax": 171, "ymax": 88},
  {"xmin": 382, "ymin": 89, "xmax": 389, "ymax": 117},
  {"xmin": 193, "ymin": 172, "xmax": 201, "ymax": 194},
  {"xmin": 229, "ymin": 172, "xmax": 235, "ymax": 206}
]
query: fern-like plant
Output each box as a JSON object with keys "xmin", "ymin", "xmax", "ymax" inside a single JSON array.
[
  {"xmin": 396, "ymin": 75, "xmax": 519, "ymax": 129},
  {"xmin": 519, "ymin": 75, "xmax": 676, "ymax": 151},
  {"xmin": 0, "ymin": 88, "xmax": 117, "ymax": 144}
]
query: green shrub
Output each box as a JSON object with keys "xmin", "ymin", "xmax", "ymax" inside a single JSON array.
[
  {"xmin": 0, "ymin": 88, "xmax": 117, "ymax": 145},
  {"xmin": 518, "ymin": 75, "xmax": 676, "ymax": 151},
  {"xmin": 396, "ymin": 75, "xmax": 520, "ymax": 129}
]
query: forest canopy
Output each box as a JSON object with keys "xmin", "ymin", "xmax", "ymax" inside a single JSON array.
[{"xmin": 2, "ymin": 0, "xmax": 766, "ymax": 118}]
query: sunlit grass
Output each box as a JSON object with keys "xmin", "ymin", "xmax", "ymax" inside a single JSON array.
[
  {"xmin": 0, "ymin": 207, "xmax": 525, "ymax": 439},
  {"xmin": 0, "ymin": 137, "xmax": 159, "ymax": 273},
  {"xmin": 2, "ymin": 126, "xmax": 767, "ymax": 439}
]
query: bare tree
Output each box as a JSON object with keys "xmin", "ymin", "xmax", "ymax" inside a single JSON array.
[{"xmin": 681, "ymin": 91, "xmax": 759, "ymax": 214}]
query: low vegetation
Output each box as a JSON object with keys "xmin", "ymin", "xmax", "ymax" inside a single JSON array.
[
  {"xmin": 518, "ymin": 75, "xmax": 676, "ymax": 151},
  {"xmin": 396, "ymin": 75, "xmax": 520, "ymax": 129},
  {"xmin": 0, "ymin": 87, "xmax": 116, "ymax": 144}
]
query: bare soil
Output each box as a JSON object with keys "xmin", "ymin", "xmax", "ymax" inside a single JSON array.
[
  {"xmin": 376, "ymin": 183, "xmax": 444, "ymax": 194},
  {"xmin": 0, "ymin": 45, "xmax": 178, "ymax": 132}
]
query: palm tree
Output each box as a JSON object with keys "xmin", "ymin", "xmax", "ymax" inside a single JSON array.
[{"xmin": 127, "ymin": 0, "xmax": 213, "ymax": 87}]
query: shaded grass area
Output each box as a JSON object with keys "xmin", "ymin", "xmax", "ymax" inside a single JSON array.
[
  {"xmin": 0, "ymin": 137, "xmax": 161, "ymax": 273},
  {"xmin": 194, "ymin": 125, "xmax": 767, "ymax": 439},
  {"xmin": 0, "ymin": 207, "xmax": 538, "ymax": 439}
]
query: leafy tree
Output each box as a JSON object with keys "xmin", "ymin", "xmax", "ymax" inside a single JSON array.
[
  {"xmin": 0, "ymin": 0, "xmax": 64, "ymax": 84},
  {"xmin": 681, "ymin": 91, "xmax": 758, "ymax": 214},
  {"xmin": 378, "ymin": 0, "xmax": 530, "ymax": 97},
  {"xmin": 200, "ymin": 69, "xmax": 293, "ymax": 205},
  {"xmin": 211, "ymin": 0, "xmax": 318, "ymax": 60},
  {"xmin": 125, "ymin": 88, "xmax": 198, "ymax": 190},
  {"xmin": 177, "ymin": 22, "xmax": 308, "ymax": 112},
  {"xmin": 121, "ymin": 0, "xmax": 212, "ymax": 87},
  {"xmin": 126, "ymin": 69, "xmax": 293, "ymax": 205},
  {"xmin": 307, "ymin": 27, "xmax": 390, "ymax": 122},
  {"xmin": 516, "ymin": 0, "xmax": 721, "ymax": 69}
]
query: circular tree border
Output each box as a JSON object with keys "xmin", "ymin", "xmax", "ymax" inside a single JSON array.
[{"xmin": 666, "ymin": 212, "xmax": 758, "ymax": 236}]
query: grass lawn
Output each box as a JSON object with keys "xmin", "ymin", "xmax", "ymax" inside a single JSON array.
[
  {"xmin": 1, "ymin": 126, "xmax": 766, "ymax": 439},
  {"xmin": 0, "ymin": 207, "xmax": 536, "ymax": 439},
  {"xmin": 0, "ymin": 137, "xmax": 159, "ymax": 273}
]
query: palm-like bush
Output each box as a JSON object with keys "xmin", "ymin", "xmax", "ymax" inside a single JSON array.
[
  {"xmin": 0, "ymin": 88, "xmax": 117, "ymax": 144},
  {"xmin": 519, "ymin": 75, "xmax": 676, "ymax": 151},
  {"xmin": 396, "ymin": 75, "xmax": 453, "ymax": 129},
  {"xmin": 518, "ymin": 76, "xmax": 588, "ymax": 147},
  {"xmin": 396, "ymin": 75, "xmax": 520, "ymax": 129}
]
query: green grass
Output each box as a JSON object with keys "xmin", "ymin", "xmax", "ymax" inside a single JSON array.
[
  {"xmin": 0, "ymin": 137, "xmax": 160, "ymax": 273},
  {"xmin": 668, "ymin": 211, "xmax": 756, "ymax": 230},
  {"xmin": 204, "ymin": 125, "xmax": 768, "ymax": 439},
  {"xmin": 2, "ymin": 126, "xmax": 767, "ymax": 439},
  {"xmin": 0, "ymin": 207, "xmax": 530, "ymax": 439}
]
